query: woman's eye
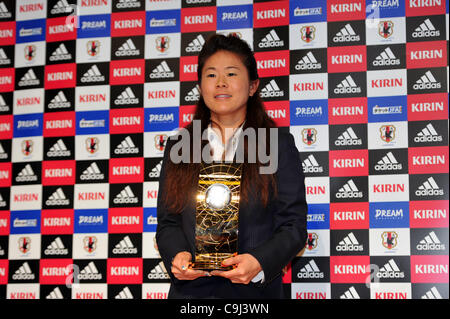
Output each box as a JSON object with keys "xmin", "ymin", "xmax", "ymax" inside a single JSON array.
[
  {"xmin": 228, "ymin": 73, "xmax": 236, "ymax": 76},
  {"xmin": 206, "ymin": 73, "xmax": 215, "ymax": 78}
]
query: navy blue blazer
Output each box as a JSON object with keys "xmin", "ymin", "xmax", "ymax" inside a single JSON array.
[{"xmin": 156, "ymin": 129, "xmax": 307, "ymax": 299}]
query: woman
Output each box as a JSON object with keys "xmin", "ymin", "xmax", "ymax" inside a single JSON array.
[{"xmin": 156, "ymin": 34, "xmax": 307, "ymax": 299}]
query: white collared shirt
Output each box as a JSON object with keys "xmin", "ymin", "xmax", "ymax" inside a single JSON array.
[{"xmin": 206, "ymin": 121, "xmax": 265, "ymax": 284}]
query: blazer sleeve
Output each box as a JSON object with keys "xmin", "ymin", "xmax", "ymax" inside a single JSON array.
[
  {"xmin": 155, "ymin": 137, "xmax": 192, "ymax": 279},
  {"xmin": 248, "ymin": 132, "xmax": 308, "ymax": 284}
]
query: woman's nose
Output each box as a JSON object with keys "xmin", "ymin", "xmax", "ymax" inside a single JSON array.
[{"xmin": 216, "ymin": 75, "xmax": 227, "ymax": 87}]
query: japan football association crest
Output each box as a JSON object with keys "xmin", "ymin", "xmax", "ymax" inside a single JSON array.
[
  {"xmin": 21, "ymin": 139, "xmax": 33, "ymax": 156},
  {"xmin": 301, "ymin": 128, "xmax": 317, "ymax": 146},
  {"xmin": 154, "ymin": 134, "xmax": 168, "ymax": 151},
  {"xmin": 382, "ymin": 231, "xmax": 398, "ymax": 250},
  {"xmin": 18, "ymin": 237, "xmax": 31, "ymax": 254},
  {"xmin": 24, "ymin": 45, "xmax": 36, "ymax": 61},
  {"xmin": 83, "ymin": 236, "xmax": 98, "ymax": 253},
  {"xmin": 156, "ymin": 36, "xmax": 170, "ymax": 53},
  {"xmin": 306, "ymin": 233, "xmax": 318, "ymax": 251},
  {"xmin": 300, "ymin": 26, "xmax": 316, "ymax": 43},
  {"xmin": 378, "ymin": 20, "xmax": 394, "ymax": 39},
  {"xmin": 87, "ymin": 40, "xmax": 100, "ymax": 57},
  {"xmin": 85, "ymin": 137, "xmax": 99, "ymax": 154},
  {"xmin": 380, "ymin": 125, "xmax": 396, "ymax": 143}
]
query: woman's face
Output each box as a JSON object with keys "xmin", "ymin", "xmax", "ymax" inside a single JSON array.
[{"xmin": 200, "ymin": 50, "xmax": 259, "ymax": 120}]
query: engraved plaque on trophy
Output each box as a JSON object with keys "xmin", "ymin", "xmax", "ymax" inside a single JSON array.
[{"xmin": 192, "ymin": 162, "xmax": 242, "ymax": 271}]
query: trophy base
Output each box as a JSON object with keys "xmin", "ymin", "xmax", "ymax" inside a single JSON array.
[{"xmin": 192, "ymin": 253, "xmax": 236, "ymax": 271}]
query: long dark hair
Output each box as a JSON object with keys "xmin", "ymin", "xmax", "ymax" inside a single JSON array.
[{"xmin": 162, "ymin": 34, "xmax": 277, "ymax": 214}]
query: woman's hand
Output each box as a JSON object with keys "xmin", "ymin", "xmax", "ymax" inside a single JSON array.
[
  {"xmin": 171, "ymin": 251, "xmax": 209, "ymax": 280},
  {"xmin": 211, "ymin": 253, "xmax": 262, "ymax": 284}
]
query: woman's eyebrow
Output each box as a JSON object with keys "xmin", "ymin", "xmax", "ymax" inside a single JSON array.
[{"xmin": 204, "ymin": 66, "xmax": 240, "ymax": 71}]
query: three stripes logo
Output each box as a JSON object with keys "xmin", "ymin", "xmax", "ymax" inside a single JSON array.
[
  {"xmin": 302, "ymin": 154, "xmax": 323, "ymax": 173},
  {"xmin": 258, "ymin": 29, "xmax": 284, "ymax": 48},
  {"xmin": 184, "ymin": 84, "xmax": 200, "ymax": 102},
  {"xmin": 413, "ymin": 70, "xmax": 441, "ymax": 90},
  {"xmin": 147, "ymin": 261, "xmax": 169, "ymax": 280},
  {"xmin": 0, "ymin": 94, "xmax": 10, "ymax": 112},
  {"xmin": 0, "ymin": 48, "xmax": 11, "ymax": 65},
  {"xmin": 333, "ymin": 23, "xmax": 360, "ymax": 43},
  {"xmin": 0, "ymin": 141, "xmax": 8, "ymax": 160},
  {"xmin": 80, "ymin": 64, "xmax": 105, "ymax": 83},
  {"xmin": 77, "ymin": 261, "xmax": 102, "ymax": 280},
  {"xmin": 336, "ymin": 232, "xmax": 363, "ymax": 252},
  {"xmin": 335, "ymin": 127, "xmax": 362, "ymax": 146},
  {"xmin": 295, "ymin": 51, "xmax": 321, "ymax": 70},
  {"xmin": 414, "ymin": 123, "xmax": 443, "ymax": 143},
  {"xmin": 44, "ymin": 237, "xmax": 69, "ymax": 256},
  {"xmin": 112, "ymin": 235, "xmax": 138, "ymax": 254},
  {"xmin": 375, "ymin": 151, "xmax": 402, "ymax": 171},
  {"xmin": 334, "ymin": 75, "xmax": 361, "ymax": 94},
  {"xmin": 149, "ymin": 160, "xmax": 162, "ymax": 179},
  {"xmin": 47, "ymin": 139, "xmax": 71, "ymax": 157},
  {"xmin": 336, "ymin": 179, "xmax": 363, "ymax": 199},
  {"xmin": 115, "ymin": 286, "xmax": 134, "ymax": 299},
  {"xmin": 80, "ymin": 162, "xmax": 105, "ymax": 181},
  {"xmin": 150, "ymin": 61, "xmax": 174, "ymax": 79},
  {"xmin": 18, "ymin": 69, "xmax": 40, "ymax": 87},
  {"xmin": 340, "ymin": 286, "xmax": 360, "ymax": 299},
  {"xmin": 114, "ymin": 136, "xmax": 139, "ymax": 155},
  {"xmin": 297, "ymin": 259, "xmax": 324, "ymax": 279},
  {"xmin": 46, "ymin": 187, "xmax": 70, "ymax": 206},
  {"xmin": 46, "ymin": 287, "xmax": 64, "ymax": 299},
  {"xmin": 115, "ymin": 38, "xmax": 140, "ymax": 57},
  {"xmin": 416, "ymin": 231, "xmax": 446, "ymax": 251},
  {"xmin": 114, "ymin": 87, "xmax": 139, "ymax": 106},
  {"xmin": 376, "ymin": 258, "xmax": 405, "ymax": 279},
  {"xmin": 0, "ymin": 1, "xmax": 12, "ymax": 19},
  {"xmin": 412, "ymin": 18, "xmax": 440, "ymax": 38},
  {"xmin": 48, "ymin": 91, "xmax": 71, "ymax": 109},
  {"xmin": 260, "ymin": 79, "xmax": 284, "ymax": 98},
  {"xmin": 50, "ymin": 43, "xmax": 72, "ymax": 62},
  {"xmin": 16, "ymin": 164, "xmax": 38, "ymax": 182},
  {"xmin": 116, "ymin": 0, "xmax": 142, "ymax": 10},
  {"xmin": 421, "ymin": 287, "xmax": 443, "ymax": 299},
  {"xmin": 12, "ymin": 262, "xmax": 35, "ymax": 280},
  {"xmin": 373, "ymin": 47, "xmax": 400, "ymax": 67},
  {"xmin": 415, "ymin": 176, "xmax": 444, "ymax": 197},
  {"xmin": 185, "ymin": 34, "xmax": 205, "ymax": 53},
  {"xmin": 50, "ymin": 0, "xmax": 74, "ymax": 15},
  {"xmin": 113, "ymin": 185, "xmax": 138, "ymax": 204}
]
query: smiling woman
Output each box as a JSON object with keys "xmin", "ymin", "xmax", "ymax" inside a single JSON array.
[{"xmin": 156, "ymin": 34, "xmax": 308, "ymax": 299}]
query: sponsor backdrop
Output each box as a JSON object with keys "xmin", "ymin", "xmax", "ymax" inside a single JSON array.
[{"xmin": 0, "ymin": 0, "xmax": 448, "ymax": 299}]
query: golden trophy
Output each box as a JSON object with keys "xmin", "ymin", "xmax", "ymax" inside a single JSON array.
[{"xmin": 191, "ymin": 162, "xmax": 242, "ymax": 270}]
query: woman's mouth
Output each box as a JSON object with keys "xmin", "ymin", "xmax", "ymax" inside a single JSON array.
[{"xmin": 215, "ymin": 94, "xmax": 232, "ymax": 99}]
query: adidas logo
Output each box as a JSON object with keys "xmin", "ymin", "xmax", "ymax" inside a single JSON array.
[
  {"xmin": 336, "ymin": 179, "xmax": 363, "ymax": 199},
  {"xmin": 0, "ymin": 1, "xmax": 12, "ymax": 19},
  {"xmin": 297, "ymin": 259, "xmax": 324, "ymax": 279},
  {"xmin": 414, "ymin": 123, "xmax": 442, "ymax": 143},
  {"xmin": 374, "ymin": 151, "xmax": 402, "ymax": 171},
  {"xmin": 0, "ymin": 193, "xmax": 6, "ymax": 207},
  {"xmin": 51, "ymin": 0, "xmax": 74, "ymax": 15},
  {"xmin": 295, "ymin": 51, "xmax": 321, "ymax": 70},
  {"xmin": 413, "ymin": 70, "xmax": 441, "ymax": 90},
  {"xmin": 184, "ymin": 84, "xmax": 200, "ymax": 102},
  {"xmin": 114, "ymin": 87, "xmax": 139, "ymax": 106},
  {"xmin": 336, "ymin": 232, "xmax": 363, "ymax": 252},
  {"xmin": 333, "ymin": 23, "xmax": 360, "ymax": 42},
  {"xmin": 335, "ymin": 127, "xmax": 362, "ymax": 146},
  {"xmin": 0, "ymin": 244, "xmax": 5, "ymax": 256},
  {"xmin": 44, "ymin": 236, "xmax": 69, "ymax": 256},
  {"xmin": 412, "ymin": 18, "xmax": 440, "ymax": 38},
  {"xmin": 77, "ymin": 261, "xmax": 102, "ymax": 280},
  {"xmin": 372, "ymin": 47, "xmax": 400, "ymax": 67},
  {"xmin": 114, "ymin": 136, "xmax": 139, "ymax": 155},
  {"xmin": 115, "ymin": 38, "xmax": 140, "ymax": 57},
  {"xmin": 113, "ymin": 235, "xmax": 138, "ymax": 254},
  {"xmin": 80, "ymin": 162, "xmax": 104, "ymax": 181},
  {"xmin": 46, "ymin": 287, "xmax": 64, "ymax": 299},
  {"xmin": 302, "ymin": 154, "xmax": 323, "ymax": 173},
  {"xmin": 186, "ymin": 34, "xmax": 205, "ymax": 53},
  {"xmin": 334, "ymin": 75, "xmax": 361, "ymax": 94},
  {"xmin": 421, "ymin": 287, "xmax": 443, "ymax": 299},
  {"xmin": 149, "ymin": 160, "xmax": 162, "ymax": 178},
  {"xmin": 340, "ymin": 286, "xmax": 360, "ymax": 299},
  {"xmin": 16, "ymin": 164, "xmax": 38, "ymax": 182},
  {"xmin": 415, "ymin": 177, "xmax": 444, "ymax": 197},
  {"xmin": 46, "ymin": 187, "xmax": 70, "ymax": 206},
  {"xmin": 12, "ymin": 262, "xmax": 35, "ymax": 280},
  {"xmin": 50, "ymin": 43, "xmax": 72, "ymax": 62},
  {"xmin": 80, "ymin": 64, "xmax": 105, "ymax": 83},
  {"xmin": 260, "ymin": 79, "xmax": 284, "ymax": 98},
  {"xmin": 0, "ymin": 48, "xmax": 11, "ymax": 65},
  {"xmin": 149, "ymin": 61, "xmax": 174, "ymax": 79},
  {"xmin": 18, "ymin": 69, "xmax": 40, "ymax": 87},
  {"xmin": 115, "ymin": 286, "xmax": 134, "ymax": 299},
  {"xmin": 113, "ymin": 185, "xmax": 138, "ymax": 204},
  {"xmin": 116, "ymin": 0, "xmax": 141, "ymax": 9},
  {"xmin": 147, "ymin": 261, "xmax": 169, "ymax": 280},
  {"xmin": 376, "ymin": 258, "xmax": 404, "ymax": 279},
  {"xmin": 0, "ymin": 141, "xmax": 7, "ymax": 160},
  {"xmin": 0, "ymin": 94, "xmax": 10, "ymax": 112},
  {"xmin": 48, "ymin": 90, "xmax": 71, "ymax": 109},
  {"xmin": 416, "ymin": 231, "xmax": 445, "ymax": 251},
  {"xmin": 47, "ymin": 139, "xmax": 71, "ymax": 157},
  {"xmin": 258, "ymin": 29, "xmax": 284, "ymax": 48}
]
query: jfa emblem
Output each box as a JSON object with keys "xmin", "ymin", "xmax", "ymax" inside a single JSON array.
[
  {"xmin": 380, "ymin": 125, "xmax": 396, "ymax": 143},
  {"xmin": 83, "ymin": 236, "xmax": 97, "ymax": 253},
  {"xmin": 300, "ymin": 26, "xmax": 316, "ymax": 43},
  {"xmin": 378, "ymin": 21, "xmax": 394, "ymax": 39},
  {"xmin": 306, "ymin": 233, "xmax": 318, "ymax": 251},
  {"xmin": 301, "ymin": 128, "xmax": 317, "ymax": 146},
  {"xmin": 155, "ymin": 134, "xmax": 168, "ymax": 151},
  {"xmin": 156, "ymin": 36, "xmax": 170, "ymax": 53},
  {"xmin": 21, "ymin": 139, "xmax": 33, "ymax": 156},
  {"xmin": 18, "ymin": 237, "xmax": 31, "ymax": 254},
  {"xmin": 87, "ymin": 40, "xmax": 100, "ymax": 57},
  {"xmin": 85, "ymin": 137, "xmax": 99, "ymax": 154},
  {"xmin": 24, "ymin": 45, "xmax": 36, "ymax": 61},
  {"xmin": 382, "ymin": 231, "xmax": 398, "ymax": 250}
]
